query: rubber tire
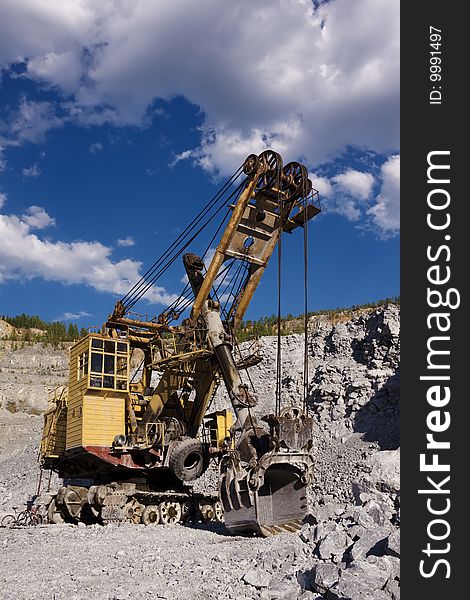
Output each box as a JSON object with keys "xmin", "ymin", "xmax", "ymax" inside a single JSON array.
[
  {"xmin": 169, "ymin": 438, "xmax": 208, "ymax": 482},
  {"xmin": 1, "ymin": 514, "xmax": 15, "ymax": 528}
]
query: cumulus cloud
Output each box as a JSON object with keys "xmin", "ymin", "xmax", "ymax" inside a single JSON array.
[
  {"xmin": 22, "ymin": 205, "xmax": 55, "ymax": 229},
  {"xmin": 0, "ymin": 205, "xmax": 178, "ymax": 305},
  {"xmin": 311, "ymin": 156, "xmax": 400, "ymax": 235},
  {"xmin": 22, "ymin": 162, "xmax": 41, "ymax": 177},
  {"xmin": 368, "ymin": 154, "xmax": 400, "ymax": 234},
  {"xmin": 309, "ymin": 174, "xmax": 333, "ymax": 199},
  {"xmin": 27, "ymin": 51, "xmax": 83, "ymax": 94},
  {"xmin": 316, "ymin": 167, "xmax": 375, "ymax": 222},
  {"xmin": 0, "ymin": 0, "xmax": 398, "ymax": 174},
  {"xmin": 117, "ymin": 236, "xmax": 135, "ymax": 247},
  {"xmin": 332, "ymin": 170, "xmax": 374, "ymax": 201},
  {"xmin": 55, "ymin": 310, "xmax": 92, "ymax": 321}
]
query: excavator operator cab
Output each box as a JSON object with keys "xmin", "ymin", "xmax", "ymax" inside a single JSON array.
[
  {"xmin": 65, "ymin": 334, "xmax": 130, "ymax": 451},
  {"xmin": 80, "ymin": 336, "xmax": 129, "ymax": 391}
]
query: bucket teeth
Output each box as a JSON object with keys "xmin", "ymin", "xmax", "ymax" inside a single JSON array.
[
  {"xmin": 259, "ymin": 520, "xmax": 302, "ymax": 537},
  {"xmin": 282, "ymin": 522, "xmax": 299, "ymax": 533}
]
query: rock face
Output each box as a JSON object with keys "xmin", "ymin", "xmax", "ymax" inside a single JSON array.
[
  {"xmin": 248, "ymin": 303, "xmax": 400, "ymax": 450},
  {"xmin": 211, "ymin": 303, "xmax": 400, "ymax": 504},
  {"xmin": 0, "ymin": 320, "xmax": 14, "ymax": 339},
  {"xmin": 0, "ymin": 342, "xmax": 69, "ymax": 415}
]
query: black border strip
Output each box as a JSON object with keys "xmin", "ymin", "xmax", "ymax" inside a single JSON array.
[{"xmin": 401, "ymin": 2, "xmax": 465, "ymax": 595}]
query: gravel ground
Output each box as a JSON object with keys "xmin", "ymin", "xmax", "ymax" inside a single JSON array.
[{"xmin": 0, "ymin": 522, "xmax": 316, "ymax": 600}]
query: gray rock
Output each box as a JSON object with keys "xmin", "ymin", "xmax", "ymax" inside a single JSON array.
[
  {"xmin": 327, "ymin": 561, "xmax": 391, "ymax": 600},
  {"xmin": 242, "ymin": 568, "xmax": 271, "ymax": 588},
  {"xmin": 351, "ymin": 507, "xmax": 376, "ymax": 529},
  {"xmin": 362, "ymin": 498, "xmax": 394, "ymax": 526},
  {"xmin": 386, "ymin": 529, "xmax": 400, "ymax": 557},
  {"xmin": 300, "ymin": 523, "xmax": 316, "ymax": 545},
  {"xmin": 349, "ymin": 527, "xmax": 390, "ymax": 561},
  {"xmin": 315, "ymin": 520, "xmax": 339, "ymax": 541},
  {"xmin": 361, "ymin": 450, "xmax": 400, "ymax": 496},
  {"xmin": 309, "ymin": 563, "xmax": 341, "ymax": 593},
  {"xmin": 385, "ymin": 577, "xmax": 400, "ymax": 600},
  {"xmin": 318, "ymin": 530, "xmax": 351, "ymax": 562},
  {"xmin": 366, "ymin": 555, "xmax": 400, "ymax": 581}
]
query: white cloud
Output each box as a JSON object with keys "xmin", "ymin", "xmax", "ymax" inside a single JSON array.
[
  {"xmin": 22, "ymin": 162, "xmax": 41, "ymax": 177},
  {"xmin": 309, "ymin": 174, "xmax": 333, "ymax": 199},
  {"xmin": 23, "ymin": 205, "xmax": 55, "ymax": 229},
  {"xmin": 117, "ymin": 236, "xmax": 135, "ymax": 247},
  {"xmin": 0, "ymin": 205, "xmax": 178, "ymax": 305},
  {"xmin": 0, "ymin": 0, "xmax": 398, "ymax": 175},
  {"xmin": 169, "ymin": 150, "xmax": 195, "ymax": 168},
  {"xmin": 27, "ymin": 51, "xmax": 83, "ymax": 94},
  {"xmin": 1, "ymin": 97, "xmax": 64, "ymax": 144},
  {"xmin": 55, "ymin": 310, "xmax": 92, "ymax": 321},
  {"xmin": 317, "ymin": 168, "xmax": 376, "ymax": 222},
  {"xmin": 0, "ymin": 192, "xmax": 6, "ymax": 209},
  {"xmin": 312, "ymin": 155, "xmax": 400, "ymax": 235},
  {"xmin": 89, "ymin": 142, "xmax": 103, "ymax": 154},
  {"xmin": 332, "ymin": 170, "xmax": 374, "ymax": 201},
  {"xmin": 368, "ymin": 154, "xmax": 400, "ymax": 234}
]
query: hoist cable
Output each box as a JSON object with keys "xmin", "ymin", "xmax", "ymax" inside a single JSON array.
[
  {"xmin": 124, "ymin": 194, "xmax": 235, "ymax": 309},
  {"xmin": 121, "ymin": 168, "xmax": 244, "ymax": 308},
  {"xmin": 274, "ymin": 167, "xmax": 283, "ymax": 417},
  {"xmin": 124, "ymin": 187, "xmax": 241, "ymax": 311},
  {"xmin": 121, "ymin": 166, "xmax": 243, "ymax": 304},
  {"xmin": 302, "ymin": 189, "xmax": 310, "ymax": 414}
]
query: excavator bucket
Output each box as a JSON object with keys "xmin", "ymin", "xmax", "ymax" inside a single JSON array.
[{"xmin": 219, "ymin": 407, "xmax": 314, "ymax": 536}]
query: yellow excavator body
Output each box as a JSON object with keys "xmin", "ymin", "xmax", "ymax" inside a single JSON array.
[{"xmin": 39, "ymin": 150, "xmax": 320, "ymax": 534}]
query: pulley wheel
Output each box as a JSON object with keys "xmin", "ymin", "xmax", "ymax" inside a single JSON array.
[
  {"xmin": 281, "ymin": 162, "xmax": 311, "ymax": 201},
  {"xmin": 255, "ymin": 150, "xmax": 283, "ymax": 192}
]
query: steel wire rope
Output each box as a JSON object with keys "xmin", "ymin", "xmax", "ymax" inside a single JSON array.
[
  {"xmin": 124, "ymin": 198, "xmax": 235, "ymax": 310},
  {"xmin": 121, "ymin": 168, "xmax": 244, "ymax": 308},
  {"xmin": 121, "ymin": 166, "xmax": 243, "ymax": 305},
  {"xmin": 213, "ymin": 259, "xmax": 237, "ymax": 295},
  {"xmin": 211, "ymin": 260, "xmax": 239, "ymax": 320},
  {"xmin": 224, "ymin": 262, "xmax": 250, "ymax": 318},
  {"xmin": 127, "ymin": 184, "xmax": 240, "ymax": 309},
  {"xmin": 161, "ymin": 208, "xmax": 234, "ymax": 324},
  {"xmin": 158, "ymin": 281, "xmax": 193, "ymax": 319},
  {"xmin": 124, "ymin": 191, "xmax": 240, "ymax": 311},
  {"xmin": 302, "ymin": 184, "xmax": 310, "ymax": 415},
  {"xmin": 232, "ymin": 333, "xmax": 259, "ymax": 438},
  {"xmin": 220, "ymin": 259, "xmax": 247, "ymax": 316},
  {"xmin": 275, "ymin": 166, "xmax": 283, "ymax": 417},
  {"xmin": 210, "ymin": 264, "xmax": 239, "ymax": 323}
]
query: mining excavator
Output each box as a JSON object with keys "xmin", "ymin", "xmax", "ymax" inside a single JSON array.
[{"xmin": 38, "ymin": 150, "xmax": 321, "ymax": 536}]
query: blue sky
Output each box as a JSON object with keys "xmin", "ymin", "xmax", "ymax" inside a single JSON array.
[{"xmin": 0, "ymin": 0, "xmax": 399, "ymax": 327}]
